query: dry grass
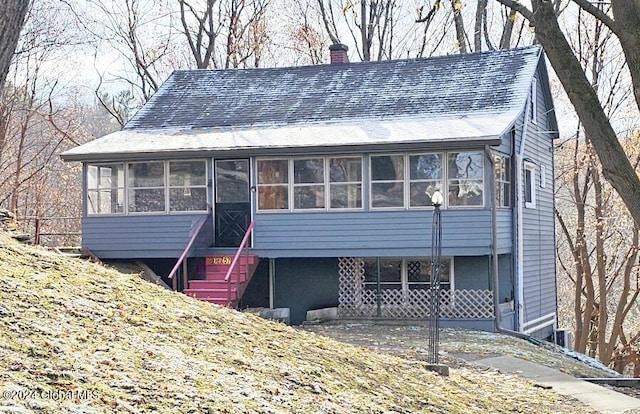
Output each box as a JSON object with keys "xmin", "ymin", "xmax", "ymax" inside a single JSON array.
[{"xmin": 0, "ymin": 234, "xmax": 595, "ymax": 413}]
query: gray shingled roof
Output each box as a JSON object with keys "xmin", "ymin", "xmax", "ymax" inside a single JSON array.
[
  {"xmin": 63, "ymin": 46, "xmax": 552, "ymax": 161},
  {"xmin": 126, "ymin": 46, "xmax": 540, "ymax": 130}
]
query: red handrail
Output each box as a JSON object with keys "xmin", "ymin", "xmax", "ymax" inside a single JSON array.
[
  {"xmin": 168, "ymin": 215, "xmax": 208, "ymax": 290},
  {"xmin": 224, "ymin": 221, "xmax": 255, "ymax": 304}
]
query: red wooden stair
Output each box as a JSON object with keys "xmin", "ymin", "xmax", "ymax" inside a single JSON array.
[{"xmin": 183, "ymin": 255, "xmax": 259, "ymax": 306}]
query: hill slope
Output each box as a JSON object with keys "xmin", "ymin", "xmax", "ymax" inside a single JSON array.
[{"xmin": 0, "ymin": 235, "xmax": 592, "ymax": 413}]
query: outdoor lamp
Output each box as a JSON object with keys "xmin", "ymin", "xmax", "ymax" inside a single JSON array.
[{"xmin": 431, "ymin": 190, "xmax": 444, "ymax": 208}]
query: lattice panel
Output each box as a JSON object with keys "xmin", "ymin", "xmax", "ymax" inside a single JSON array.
[
  {"xmin": 338, "ymin": 257, "xmax": 370, "ymax": 317},
  {"xmin": 338, "ymin": 258, "xmax": 494, "ymax": 319},
  {"xmin": 440, "ymin": 289, "xmax": 494, "ymax": 319}
]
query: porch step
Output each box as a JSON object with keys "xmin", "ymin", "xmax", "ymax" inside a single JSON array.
[
  {"xmin": 185, "ymin": 254, "xmax": 260, "ymax": 308},
  {"xmin": 188, "ymin": 280, "xmax": 238, "ymax": 290},
  {"xmin": 203, "ymin": 264, "xmax": 254, "ymax": 273},
  {"xmin": 201, "ymin": 268, "xmax": 250, "ymax": 280},
  {"xmin": 183, "ymin": 288, "xmax": 238, "ymax": 302}
]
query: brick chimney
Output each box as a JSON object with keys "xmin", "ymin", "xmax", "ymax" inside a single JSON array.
[{"xmin": 329, "ymin": 43, "xmax": 349, "ymax": 64}]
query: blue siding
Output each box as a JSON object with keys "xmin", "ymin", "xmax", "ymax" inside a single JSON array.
[
  {"xmin": 252, "ymin": 209, "xmax": 493, "ymax": 258},
  {"xmin": 518, "ymin": 68, "xmax": 557, "ymax": 335},
  {"xmin": 496, "ymin": 210, "xmax": 512, "ymax": 252},
  {"xmin": 82, "ymin": 214, "xmax": 211, "ymax": 259}
]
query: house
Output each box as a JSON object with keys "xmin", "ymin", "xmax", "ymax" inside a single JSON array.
[{"xmin": 61, "ymin": 44, "xmax": 559, "ymax": 339}]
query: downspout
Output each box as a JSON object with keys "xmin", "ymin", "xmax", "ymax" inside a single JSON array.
[
  {"xmin": 488, "ymin": 146, "xmax": 528, "ymax": 340},
  {"xmin": 515, "ymin": 93, "xmax": 532, "ymax": 333}
]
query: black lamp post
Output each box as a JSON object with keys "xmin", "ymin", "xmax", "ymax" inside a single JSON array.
[{"xmin": 428, "ymin": 190, "xmax": 444, "ymax": 364}]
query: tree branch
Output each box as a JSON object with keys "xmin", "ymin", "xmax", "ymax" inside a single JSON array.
[{"xmin": 572, "ymin": 0, "xmax": 617, "ymax": 31}]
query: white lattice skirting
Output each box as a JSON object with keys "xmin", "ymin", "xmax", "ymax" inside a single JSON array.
[{"xmin": 338, "ymin": 257, "xmax": 494, "ymax": 319}]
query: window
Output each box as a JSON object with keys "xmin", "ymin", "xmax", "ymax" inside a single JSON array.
[
  {"xmin": 87, "ymin": 164, "xmax": 124, "ymax": 215},
  {"xmin": 257, "ymin": 156, "xmax": 364, "ymax": 212},
  {"xmin": 371, "ymin": 154, "xmax": 404, "ymax": 208},
  {"xmin": 170, "ymin": 161, "xmax": 207, "ymax": 211},
  {"xmin": 329, "ymin": 157, "xmax": 362, "ymax": 209},
  {"xmin": 524, "ymin": 161, "xmax": 536, "ymax": 209},
  {"xmin": 362, "ymin": 258, "xmax": 452, "ymax": 291},
  {"xmin": 407, "ymin": 259, "xmax": 451, "ymax": 290},
  {"xmin": 293, "ymin": 158, "xmax": 325, "ymax": 209},
  {"xmin": 87, "ymin": 160, "xmax": 208, "ymax": 215},
  {"xmin": 363, "ymin": 258, "xmax": 402, "ymax": 290},
  {"xmin": 257, "ymin": 159, "xmax": 288, "ymax": 210},
  {"xmin": 215, "ymin": 160, "xmax": 249, "ymax": 203},
  {"xmin": 494, "ymin": 154, "xmax": 511, "ymax": 208},
  {"xmin": 448, "ymin": 151, "xmax": 484, "ymax": 207},
  {"xmin": 128, "ymin": 162, "xmax": 165, "ymax": 212},
  {"xmin": 409, "ymin": 153, "xmax": 443, "ymax": 207}
]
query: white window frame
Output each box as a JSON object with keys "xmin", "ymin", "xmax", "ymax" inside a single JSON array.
[
  {"xmin": 256, "ymin": 157, "xmax": 290, "ymax": 212},
  {"xmin": 446, "ymin": 151, "xmax": 485, "ymax": 209},
  {"xmin": 369, "ymin": 153, "xmax": 406, "ymax": 210},
  {"xmin": 127, "ymin": 161, "xmax": 167, "ymax": 214},
  {"xmin": 493, "ymin": 153, "xmax": 511, "ymax": 208},
  {"xmin": 328, "ymin": 156, "xmax": 364, "ymax": 210},
  {"xmin": 87, "ymin": 159, "xmax": 208, "ymax": 216},
  {"xmin": 256, "ymin": 156, "xmax": 365, "ymax": 212},
  {"xmin": 292, "ymin": 156, "xmax": 327, "ymax": 211},
  {"xmin": 524, "ymin": 161, "xmax": 537, "ymax": 209},
  {"xmin": 86, "ymin": 163, "xmax": 125, "ymax": 216},
  {"xmin": 168, "ymin": 159, "xmax": 209, "ymax": 213},
  {"xmin": 408, "ymin": 152, "xmax": 445, "ymax": 209}
]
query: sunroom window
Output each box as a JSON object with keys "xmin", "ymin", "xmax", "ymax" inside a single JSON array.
[
  {"xmin": 494, "ymin": 154, "xmax": 511, "ymax": 208},
  {"xmin": 371, "ymin": 154, "xmax": 404, "ymax": 208},
  {"xmin": 128, "ymin": 162, "xmax": 166, "ymax": 212},
  {"xmin": 169, "ymin": 160, "xmax": 207, "ymax": 211},
  {"xmin": 448, "ymin": 151, "xmax": 484, "ymax": 207},
  {"xmin": 293, "ymin": 158, "xmax": 325, "ymax": 209},
  {"xmin": 329, "ymin": 157, "xmax": 362, "ymax": 209},
  {"xmin": 409, "ymin": 153, "xmax": 443, "ymax": 207},
  {"xmin": 87, "ymin": 164, "xmax": 124, "ymax": 215},
  {"xmin": 257, "ymin": 159, "xmax": 289, "ymax": 210}
]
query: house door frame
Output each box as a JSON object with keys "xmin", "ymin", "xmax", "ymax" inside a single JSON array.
[{"xmin": 213, "ymin": 158, "xmax": 252, "ymax": 248}]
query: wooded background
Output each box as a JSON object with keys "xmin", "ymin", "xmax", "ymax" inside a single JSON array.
[{"xmin": 1, "ymin": 0, "xmax": 640, "ymax": 374}]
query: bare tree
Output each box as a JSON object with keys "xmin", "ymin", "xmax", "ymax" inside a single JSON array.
[
  {"xmin": 286, "ymin": 1, "xmax": 328, "ymax": 65},
  {"xmin": 317, "ymin": 0, "xmax": 398, "ymax": 61},
  {"xmin": 0, "ymin": 0, "xmax": 30, "ymax": 92},
  {"xmin": 553, "ymin": 4, "xmax": 640, "ymax": 369},
  {"xmin": 496, "ymin": 0, "xmax": 640, "ymax": 228},
  {"xmin": 176, "ymin": 0, "xmax": 271, "ymax": 69},
  {"xmin": 179, "ymin": 0, "xmax": 220, "ymax": 69}
]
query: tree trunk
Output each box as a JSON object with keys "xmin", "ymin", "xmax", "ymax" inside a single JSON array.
[
  {"xmin": 451, "ymin": 0, "xmax": 467, "ymax": 53},
  {"xmin": 474, "ymin": 0, "xmax": 487, "ymax": 51},
  {"xmin": 0, "ymin": 0, "xmax": 30, "ymax": 92},
  {"xmin": 610, "ymin": 0, "xmax": 640, "ymax": 112},
  {"xmin": 591, "ymin": 151, "xmax": 608, "ymax": 360},
  {"xmin": 529, "ymin": 1, "xmax": 640, "ymax": 227}
]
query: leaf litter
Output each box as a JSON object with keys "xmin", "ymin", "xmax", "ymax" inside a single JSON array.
[{"xmin": 0, "ymin": 234, "xmax": 596, "ymax": 413}]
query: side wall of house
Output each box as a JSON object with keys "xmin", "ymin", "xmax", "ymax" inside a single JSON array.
[
  {"xmin": 82, "ymin": 214, "xmax": 211, "ymax": 258},
  {"xmin": 253, "ymin": 209, "xmax": 494, "ymax": 258},
  {"xmin": 516, "ymin": 66, "xmax": 557, "ymax": 338}
]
